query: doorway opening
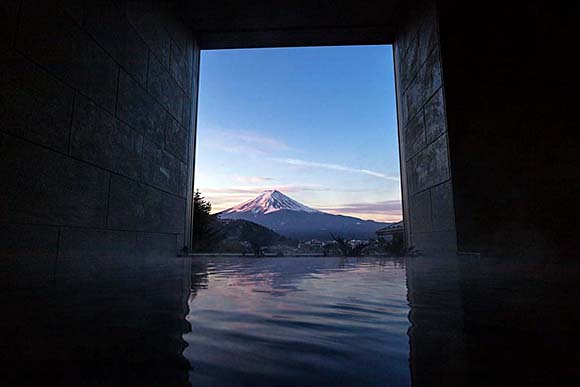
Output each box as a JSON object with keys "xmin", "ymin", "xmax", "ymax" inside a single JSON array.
[{"xmin": 190, "ymin": 45, "xmax": 402, "ymax": 256}]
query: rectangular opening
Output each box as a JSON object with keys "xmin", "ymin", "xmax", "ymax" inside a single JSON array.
[{"xmin": 190, "ymin": 45, "xmax": 402, "ymax": 256}]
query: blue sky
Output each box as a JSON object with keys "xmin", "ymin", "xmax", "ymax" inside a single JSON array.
[{"xmin": 195, "ymin": 45, "xmax": 402, "ymax": 222}]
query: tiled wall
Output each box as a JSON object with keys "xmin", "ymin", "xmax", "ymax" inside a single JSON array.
[
  {"xmin": 393, "ymin": 0, "xmax": 457, "ymax": 253},
  {"xmin": 0, "ymin": 1, "xmax": 197, "ymax": 291}
]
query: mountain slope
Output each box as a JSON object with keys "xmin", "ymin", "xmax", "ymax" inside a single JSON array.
[
  {"xmin": 198, "ymin": 218, "xmax": 295, "ymax": 253},
  {"xmin": 219, "ymin": 190, "xmax": 392, "ymax": 240},
  {"xmin": 216, "ymin": 218, "xmax": 295, "ymax": 246},
  {"xmin": 222, "ymin": 189, "xmax": 318, "ymax": 215}
]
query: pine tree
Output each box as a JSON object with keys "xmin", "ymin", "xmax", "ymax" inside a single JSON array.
[{"xmin": 191, "ymin": 190, "xmax": 222, "ymax": 252}]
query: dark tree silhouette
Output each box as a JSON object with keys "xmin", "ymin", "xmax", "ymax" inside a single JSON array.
[
  {"xmin": 375, "ymin": 234, "xmax": 415, "ymax": 256},
  {"xmin": 331, "ymin": 234, "xmax": 368, "ymax": 257},
  {"xmin": 191, "ymin": 190, "xmax": 222, "ymax": 252}
]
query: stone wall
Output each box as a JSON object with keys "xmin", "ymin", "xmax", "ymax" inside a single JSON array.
[
  {"xmin": 0, "ymin": 1, "xmax": 197, "ymax": 291},
  {"xmin": 436, "ymin": 2, "xmax": 579, "ymax": 257},
  {"xmin": 0, "ymin": 1, "xmax": 196, "ymax": 383},
  {"xmin": 393, "ymin": 0, "xmax": 457, "ymax": 253}
]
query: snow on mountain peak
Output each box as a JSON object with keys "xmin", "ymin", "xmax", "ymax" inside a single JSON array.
[{"xmin": 222, "ymin": 190, "xmax": 319, "ymax": 215}]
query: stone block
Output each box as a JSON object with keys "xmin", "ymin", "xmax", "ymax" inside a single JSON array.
[
  {"xmin": 404, "ymin": 111, "xmax": 426, "ymax": 160},
  {"xmin": 70, "ymin": 95, "xmax": 117, "ymax": 165},
  {"xmin": 176, "ymin": 233, "xmax": 186, "ymax": 253},
  {"xmin": 164, "ymin": 7, "xmax": 191, "ymax": 54},
  {"xmin": 397, "ymin": 85, "xmax": 410, "ymax": 128},
  {"xmin": 0, "ymin": 223, "xmax": 59, "ymax": 290},
  {"xmin": 170, "ymin": 38, "xmax": 192, "ymax": 91},
  {"xmin": 58, "ymin": 0, "xmax": 85, "ymax": 25},
  {"xmin": 147, "ymin": 54, "xmax": 184, "ymax": 120},
  {"xmin": 407, "ymin": 133, "xmax": 451, "ymax": 195},
  {"xmin": 83, "ymin": 1, "xmax": 149, "ymax": 85},
  {"xmin": 394, "ymin": 0, "xmax": 419, "ymax": 66},
  {"xmin": 71, "ymin": 95, "xmax": 143, "ymax": 180},
  {"xmin": 181, "ymin": 95, "xmax": 192, "ymax": 128},
  {"xmin": 126, "ymin": 0, "xmax": 171, "ymax": 67},
  {"xmin": 431, "ymin": 181, "xmax": 456, "ymax": 232},
  {"xmin": 394, "ymin": 27, "xmax": 412, "ymax": 71},
  {"xmin": 16, "ymin": 0, "xmax": 118, "ymax": 112},
  {"xmin": 164, "ymin": 112, "xmax": 188, "ymax": 162},
  {"xmin": 0, "ymin": 133, "xmax": 110, "ymax": 227},
  {"xmin": 402, "ymin": 47, "xmax": 443, "ymax": 123},
  {"xmin": 59, "ymin": 227, "xmax": 137, "ymax": 259},
  {"xmin": 415, "ymin": 2, "xmax": 439, "ymax": 60},
  {"xmin": 399, "ymin": 2, "xmax": 438, "ymax": 92},
  {"xmin": 136, "ymin": 232, "xmax": 179, "ymax": 259},
  {"xmin": 107, "ymin": 175, "xmax": 185, "ymax": 234},
  {"xmin": 0, "ymin": 52, "xmax": 74, "ymax": 153},
  {"xmin": 411, "ymin": 230, "xmax": 457, "ymax": 253},
  {"xmin": 0, "ymin": 0, "xmax": 19, "ymax": 49},
  {"xmin": 56, "ymin": 228, "xmax": 140, "ymax": 287},
  {"xmin": 142, "ymin": 139, "xmax": 187, "ymax": 197},
  {"xmin": 114, "ymin": 121, "xmax": 145, "ymax": 180},
  {"xmin": 409, "ymin": 190, "xmax": 432, "ymax": 233},
  {"xmin": 424, "ymin": 88, "xmax": 447, "ymax": 144},
  {"xmin": 116, "ymin": 69, "xmax": 166, "ymax": 145}
]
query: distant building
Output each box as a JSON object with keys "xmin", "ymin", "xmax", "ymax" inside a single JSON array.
[{"xmin": 376, "ymin": 221, "xmax": 404, "ymax": 240}]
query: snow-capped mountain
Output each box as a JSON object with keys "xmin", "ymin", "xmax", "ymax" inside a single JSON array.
[
  {"xmin": 219, "ymin": 190, "xmax": 391, "ymax": 240},
  {"xmin": 221, "ymin": 190, "xmax": 319, "ymax": 215}
]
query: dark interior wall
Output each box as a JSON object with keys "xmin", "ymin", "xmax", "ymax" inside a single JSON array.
[
  {"xmin": 393, "ymin": 0, "xmax": 457, "ymax": 254},
  {"xmin": 0, "ymin": 1, "xmax": 196, "ymax": 383},
  {"xmin": 437, "ymin": 1, "xmax": 579, "ymax": 257},
  {"xmin": 0, "ymin": 0, "xmax": 197, "ymax": 291}
]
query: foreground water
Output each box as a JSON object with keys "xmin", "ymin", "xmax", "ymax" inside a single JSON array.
[
  {"xmin": 5, "ymin": 255, "xmax": 580, "ymax": 386},
  {"xmin": 183, "ymin": 257, "xmax": 411, "ymax": 386}
]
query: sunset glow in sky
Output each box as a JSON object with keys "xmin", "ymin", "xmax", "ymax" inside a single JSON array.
[{"xmin": 195, "ymin": 45, "xmax": 402, "ymax": 222}]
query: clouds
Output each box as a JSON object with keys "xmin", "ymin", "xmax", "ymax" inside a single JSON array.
[
  {"xmin": 317, "ymin": 200, "xmax": 402, "ymax": 214},
  {"xmin": 201, "ymin": 128, "xmax": 399, "ymax": 183},
  {"xmin": 273, "ymin": 157, "xmax": 400, "ymax": 182},
  {"xmin": 202, "ymin": 184, "xmax": 328, "ymax": 196},
  {"xmin": 197, "ymin": 127, "xmax": 402, "ymax": 220},
  {"xmin": 233, "ymin": 175, "xmax": 274, "ymax": 184},
  {"xmin": 201, "ymin": 128, "xmax": 290, "ymax": 156},
  {"xmin": 316, "ymin": 200, "xmax": 403, "ymax": 222}
]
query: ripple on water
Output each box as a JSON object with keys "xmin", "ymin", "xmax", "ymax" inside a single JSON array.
[{"xmin": 184, "ymin": 257, "xmax": 411, "ymax": 387}]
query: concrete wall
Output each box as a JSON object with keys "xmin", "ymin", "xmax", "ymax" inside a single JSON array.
[
  {"xmin": 0, "ymin": 1, "xmax": 197, "ymax": 291},
  {"xmin": 393, "ymin": 0, "xmax": 457, "ymax": 254},
  {"xmin": 436, "ymin": 1, "xmax": 579, "ymax": 257},
  {"xmin": 0, "ymin": 3, "xmax": 196, "ymax": 383},
  {"xmin": 395, "ymin": 1, "xmax": 578, "ymax": 257}
]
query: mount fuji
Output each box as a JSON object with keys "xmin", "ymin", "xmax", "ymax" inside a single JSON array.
[{"xmin": 219, "ymin": 190, "xmax": 391, "ymax": 240}]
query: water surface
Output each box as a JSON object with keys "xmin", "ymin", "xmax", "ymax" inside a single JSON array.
[{"xmin": 184, "ymin": 257, "xmax": 411, "ymax": 386}]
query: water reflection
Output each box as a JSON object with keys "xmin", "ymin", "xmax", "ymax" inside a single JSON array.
[
  {"xmin": 5, "ymin": 254, "xmax": 578, "ymax": 386},
  {"xmin": 186, "ymin": 256, "xmax": 580, "ymax": 387},
  {"xmin": 2, "ymin": 252, "xmax": 191, "ymax": 386},
  {"xmin": 184, "ymin": 257, "xmax": 411, "ymax": 386}
]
